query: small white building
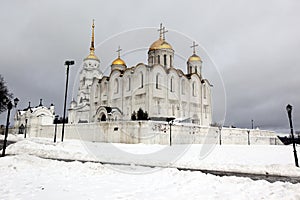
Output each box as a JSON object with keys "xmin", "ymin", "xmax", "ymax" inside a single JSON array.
[
  {"xmin": 69, "ymin": 22, "xmax": 212, "ymax": 125},
  {"xmin": 14, "ymin": 100, "xmax": 55, "ymax": 133}
]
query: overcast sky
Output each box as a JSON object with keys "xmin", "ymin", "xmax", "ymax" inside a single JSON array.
[{"xmin": 1, "ymin": 0, "xmax": 299, "ymax": 133}]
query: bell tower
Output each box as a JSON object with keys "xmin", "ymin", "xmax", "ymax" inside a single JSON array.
[{"xmin": 77, "ymin": 20, "xmax": 102, "ymax": 106}]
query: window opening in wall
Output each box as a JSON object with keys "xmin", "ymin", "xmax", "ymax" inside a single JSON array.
[{"xmin": 140, "ymin": 72, "xmax": 144, "ymax": 88}]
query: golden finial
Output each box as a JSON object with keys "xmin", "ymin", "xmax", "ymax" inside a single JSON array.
[
  {"xmin": 190, "ymin": 41, "xmax": 199, "ymax": 54},
  {"xmin": 90, "ymin": 19, "xmax": 95, "ymax": 53},
  {"xmin": 116, "ymin": 46, "xmax": 122, "ymax": 58}
]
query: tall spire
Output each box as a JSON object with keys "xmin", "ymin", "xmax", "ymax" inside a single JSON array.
[
  {"xmin": 90, "ymin": 19, "xmax": 95, "ymax": 53},
  {"xmin": 84, "ymin": 19, "xmax": 99, "ymax": 61}
]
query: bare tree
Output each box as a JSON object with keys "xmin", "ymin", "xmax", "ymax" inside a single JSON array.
[{"xmin": 0, "ymin": 74, "xmax": 13, "ymax": 113}]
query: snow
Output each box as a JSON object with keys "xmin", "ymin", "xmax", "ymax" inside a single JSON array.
[{"xmin": 1, "ymin": 135, "xmax": 300, "ymax": 199}]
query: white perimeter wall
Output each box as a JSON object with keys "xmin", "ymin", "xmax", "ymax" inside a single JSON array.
[{"xmin": 24, "ymin": 121, "xmax": 282, "ymax": 145}]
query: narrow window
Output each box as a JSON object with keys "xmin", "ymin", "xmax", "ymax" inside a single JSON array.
[
  {"xmin": 170, "ymin": 77, "xmax": 174, "ymax": 92},
  {"xmin": 156, "ymin": 73, "xmax": 159, "ymax": 89},
  {"xmin": 195, "ymin": 67, "xmax": 197, "ymax": 74},
  {"xmin": 170, "ymin": 55, "xmax": 172, "ymax": 67},
  {"xmin": 140, "ymin": 72, "xmax": 144, "ymax": 88},
  {"xmin": 203, "ymin": 84, "xmax": 206, "ymax": 99},
  {"xmin": 190, "ymin": 66, "xmax": 192, "ymax": 74},
  {"xmin": 158, "ymin": 55, "xmax": 160, "ymax": 64},
  {"xmin": 114, "ymin": 79, "xmax": 119, "ymax": 94},
  {"xmin": 95, "ymin": 84, "xmax": 99, "ymax": 98},
  {"xmin": 82, "ymin": 77, "xmax": 86, "ymax": 86},
  {"xmin": 192, "ymin": 82, "xmax": 196, "ymax": 96},
  {"xmin": 164, "ymin": 54, "xmax": 167, "ymax": 66},
  {"xmin": 181, "ymin": 79, "xmax": 185, "ymax": 95},
  {"xmin": 172, "ymin": 105, "xmax": 175, "ymax": 116},
  {"xmin": 128, "ymin": 77, "xmax": 131, "ymax": 91}
]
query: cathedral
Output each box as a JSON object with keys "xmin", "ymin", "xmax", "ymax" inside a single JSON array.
[{"xmin": 68, "ymin": 22, "xmax": 212, "ymax": 126}]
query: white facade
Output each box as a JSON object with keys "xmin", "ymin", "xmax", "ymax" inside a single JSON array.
[
  {"xmin": 69, "ymin": 23, "xmax": 212, "ymax": 126},
  {"xmin": 14, "ymin": 100, "xmax": 55, "ymax": 133}
]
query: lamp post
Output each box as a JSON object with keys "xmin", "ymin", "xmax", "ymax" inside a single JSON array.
[
  {"xmin": 24, "ymin": 118, "xmax": 28, "ymax": 138},
  {"xmin": 54, "ymin": 115, "xmax": 59, "ymax": 143},
  {"xmin": 286, "ymin": 104, "xmax": 299, "ymax": 167},
  {"xmin": 61, "ymin": 60, "xmax": 75, "ymax": 142},
  {"xmin": 247, "ymin": 130, "xmax": 250, "ymax": 145},
  {"xmin": 251, "ymin": 119, "xmax": 254, "ymax": 129},
  {"xmin": 167, "ymin": 117, "xmax": 175, "ymax": 146},
  {"xmin": 218, "ymin": 125, "xmax": 222, "ymax": 145},
  {"xmin": 1, "ymin": 97, "xmax": 19, "ymax": 157}
]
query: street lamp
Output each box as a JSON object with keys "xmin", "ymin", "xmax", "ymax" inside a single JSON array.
[
  {"xmin": 247, "ymin": 130, "xmax": 250, "ymax": 145},
  {"xmin": 166, "ymin": 117, "xmax": 175, "ymax": 146},
  {"xmin": 1, "ymin": 97, "xmax": 19, "ymax": 157},
  {"xmin": 54, "ymin": 115, "xmax": 59, "ymax": 143},
  {"xmin": 251, "ymin": 119, "xmax": 254, "ymax": 129},
  {"xmin": 286, "ymin": 104, "xmax": 299, "ymax": 167},
  {"xmin": 218, "ymin": 125, "xmax": 222, "ymax": 145},
  {"xmin": 24, "ymin": 118, "xmax": 28, "ymax": 138},
  {"xmin": 61, "ymin": 60, "xmax": 75, "ymax": 142}
]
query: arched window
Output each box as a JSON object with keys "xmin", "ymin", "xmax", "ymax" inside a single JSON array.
[
  {"xmin": 164, "ymin": 54, "xmax": 167, "ymax": 66},
  {"xmin": 140, "ymin": 72, "xmax": 144, "ymax": 88},
  {"xmin": 114, "ymin": 78, "xmax": 119, "ymax": 94},
  {"xmin": 170, "ymin": 55, "xmax": 172, "ymax": 66},
  {"xmin": 156, "ymin": 73, "xmax": 160, "ymax": 89},
  {"xmin": 192, "ymin": 81, "xmax": 196, "ymax": 96},
  {"xmin": 190, "ymin": 66, "xmax": 192, "ymax": 74},
  {"xmin": 158, "ymin": 55, "xmax": 160, "ymax": 64},
  {"xmin": 195, "ymin": 66, "xmax": 197, "ymax": 74},
  {"xmin": 181, "ymin": 79, "xmax": 185, "ymax": 95},
  {"xmin": 170, "ymin": 77, "xmax": 174, "ymax": 92}
]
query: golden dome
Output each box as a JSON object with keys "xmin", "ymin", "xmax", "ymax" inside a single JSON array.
[
  {"xmin": 112, "ymin": 57, "xmax": 126, "ymax": 66},
  {"xmin": 188, "ymin": 54, "xmax": 202, "ymax": 62},
  {"xmin": 149, "ymin": 38, "xmax": 173, "ymax": 50},
  {"xmin": 84, "ymin": 51, "xmax": 100, "ymax": 61}
]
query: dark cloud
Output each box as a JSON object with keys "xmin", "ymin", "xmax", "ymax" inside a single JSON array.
[{"xmin": 1, "ymin": 0, "xmax": 299, "ymax": 133}]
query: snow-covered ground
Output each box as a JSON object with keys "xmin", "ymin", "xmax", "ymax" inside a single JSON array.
[{"xmin": 1, "ymin": 135, "xmax": 300, "ymax": 199}]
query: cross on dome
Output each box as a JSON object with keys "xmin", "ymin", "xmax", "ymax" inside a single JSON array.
[
  {"xmin": 116, "ymin": 46, "xmax": 122, "ymax": 58},
  {"xmin": 190, "ymin": 41, "xmax": 199, "ymax": 54},
  {"xmin": 157, "ymin": 23, "xmax": 168, "ymax": 40},
  {"xmin": 157, "ymin": 23, "xmax": 163, "ymax": 39},
  {"xmin": 162, "ymin": 26, "xmax": 168, "ymax": 40}
]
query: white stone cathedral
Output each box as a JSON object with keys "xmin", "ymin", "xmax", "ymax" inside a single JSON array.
[{"xmin": 68, "ymin": 22, "xmax": 212, "ymax": 126}]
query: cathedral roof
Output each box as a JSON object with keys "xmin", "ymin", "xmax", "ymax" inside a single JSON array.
[
  {"xmin": 149, "ymin": 38, "xmax": 173, "ymax": 51},
  {"xmin": 85, "ymin": 52, "xmax": 100, "ymax": 61},
  {"xmin": 188, "ymin": 54, "xmax": 202, "ymax": 62},
  {"xmin": 112, "ymin": 57, "xmax": 126, "ymax": 66}
]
